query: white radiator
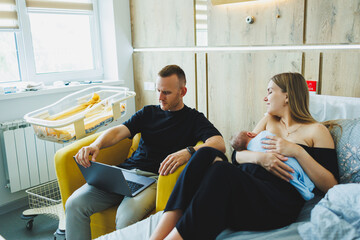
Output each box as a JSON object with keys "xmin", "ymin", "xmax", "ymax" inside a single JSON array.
[{"xmin": 0, "ymin": 120, "xmax": 65, "ymax": 193}]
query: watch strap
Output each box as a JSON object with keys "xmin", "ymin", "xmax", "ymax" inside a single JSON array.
[{"xmin": 186, "ymin": 146, "xmax": 196, "ymax": 155}]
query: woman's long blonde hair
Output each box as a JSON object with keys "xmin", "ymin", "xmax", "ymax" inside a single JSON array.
[{"xmin": 271, "ymin": 72, "xmax": 316, "ymax": 124}]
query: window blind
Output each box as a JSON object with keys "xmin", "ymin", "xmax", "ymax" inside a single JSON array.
[
  {"xmin": 0, "ymin": 0, "xmax": 19, "ymax": 29},
  {"xmin": 26, "ymin": 0, "xmax": 93, "ymax": 11},
  {"xmin": 196, "ymin": 0, "xmax": 208, "ymax": 30},
  {"xmin": 195, "ymin": 0, "xmax": 208, "ymax": 46}
]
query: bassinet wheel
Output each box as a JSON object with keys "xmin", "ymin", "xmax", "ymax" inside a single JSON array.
[
  {"xmin": 21, "ymin": 213, "xmax": 37, "ymax": 231},
  {"xmin": 26, "ymin": 219, "xmax": 34, "ymax": 230}
]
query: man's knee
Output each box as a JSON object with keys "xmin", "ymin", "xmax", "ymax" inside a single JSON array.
[
  {"xmin": 65, "ymin": 194, "xmax": 78, "ymax": 212},
  {"xmin": 115, "ymin": 190, "xmax": 156, "ymax": 229},
  {"xmin": 115, "ymin": 201, "xmax": 146, "ymax": 229},
  {"xmin": 116, "ymin": 201, "xmax": 155, "ymax": 229},
  {"xmin": 65, "ymin": 192, "xmax": 89, "ymax": 216}
]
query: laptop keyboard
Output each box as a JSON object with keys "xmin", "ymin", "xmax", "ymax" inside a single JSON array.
[{"xmin": 126, "ymin": 180, "xmax": 144, "ymax": 193}]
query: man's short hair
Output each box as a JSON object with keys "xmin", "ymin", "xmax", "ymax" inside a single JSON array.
[{"xmin": 158, "ymin": 65, "xmax": 186, "ymax": 87}]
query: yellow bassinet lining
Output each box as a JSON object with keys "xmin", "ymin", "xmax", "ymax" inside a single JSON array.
[
  {"xmin": 34, "ymin": 93, "xmax": 125, "ymax": 142},
  {"xmin": 47, "ymin": 93, "xmax": 101, "ymax": 121}
]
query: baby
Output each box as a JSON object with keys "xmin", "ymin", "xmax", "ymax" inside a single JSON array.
[{"xmin": 230, "ymin": 130, "xmax": 315, "ymax": 200}]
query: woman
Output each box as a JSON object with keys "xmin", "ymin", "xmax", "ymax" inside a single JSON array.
[{"xmin": 149, "ymin": 72, "xmax": 339, "ymax": 240}]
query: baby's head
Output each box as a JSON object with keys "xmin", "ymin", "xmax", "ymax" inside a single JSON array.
[
  {"xmin": 230, "ymin": 131, "xmax": 251, "ymax": 151},
  {"xmin": 230, "ymin": 131, "xmax": 258, "ymax": 151}
]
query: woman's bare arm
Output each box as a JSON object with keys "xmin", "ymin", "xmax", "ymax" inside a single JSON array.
[
  {"xmin": 234, "ymin": 115, "xmax": 294, "ymax": 181},
  {"xmin": 235, "ymin": 115, "xmax": 268, "ymax": 164},
  {"xmin": 263, "ymin": 123, "xmax": 338, "ymax": 192},
  {"xmin": 293, "ymin": 124, "xmax": 337, "ymax": 192}
]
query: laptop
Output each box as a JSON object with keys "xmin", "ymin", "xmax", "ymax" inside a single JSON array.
[{"xmin": 74, "ymin": 157, "xmax": 156, "ymax": 197}]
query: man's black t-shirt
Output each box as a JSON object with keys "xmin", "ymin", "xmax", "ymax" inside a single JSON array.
[{"xmin": 119, "ymin": 105, "xmax": 221, "ymax": 174}]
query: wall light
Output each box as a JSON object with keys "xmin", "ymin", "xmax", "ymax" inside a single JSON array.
[{"xmin": 211, "ymin": 0, "xmax": 257, "ymax": 5}]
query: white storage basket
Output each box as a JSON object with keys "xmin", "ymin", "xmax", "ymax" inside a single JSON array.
[
  {"xmin": 22, "ymin": 180, "xmax": 66, "ymax": 233},
  {"xmin": 25, "ymin": 180, "xmax": 62, "ymax": 219}
]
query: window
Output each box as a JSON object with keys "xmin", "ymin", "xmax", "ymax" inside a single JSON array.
[
  {"xmin": 0, "ymin": 0, "xmax": 20, "ymax": 83},
  {"xmin": 29, "ymin": 13, "xmax": 94, "ymax": 73},
  {"xmin": 0, "ymin": 32, "xmax": 20, "ymax": 82},
  {"xmin": 0, "ymin": 0, "xmax": 103, "ymax": 84}
]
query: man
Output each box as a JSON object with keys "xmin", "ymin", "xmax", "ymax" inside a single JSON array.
[{"xmin": 66, "ymin": 65, "xmax": 225, "ymax": 240}]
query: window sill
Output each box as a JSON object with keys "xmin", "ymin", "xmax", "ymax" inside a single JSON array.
[{"xmin": 0, "ymin": 80, "xmax": 124, "ymax": 101}]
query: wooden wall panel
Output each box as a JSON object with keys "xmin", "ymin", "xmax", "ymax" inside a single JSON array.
[
  {"xmin": 130, "ymin": 0, "xmax": 195, "ymax": 48},
  {"xmin": 133, "ymin": 52, "xmax": 196, "ymax": 111},
  {"xmin": 306, "ymin": 0, "xmax": 360, "ymax": 44},
  {"xmin": 321, "ymin": 51, "xmax": 360, "ymax": 97},
  {"xmin": 208, "ymin": 52, "xmax": 302, "ymax": 156},
  {"xmin": 196, "ymin": 53, "xmax": 208, "ymax": 117},
  {"xmin": 303, "ymin": 52, "xmax": 320, "ymax": 82},
  {"xmin": 208, "ymin": 0, "xmax": 304, "ymax": 46}
]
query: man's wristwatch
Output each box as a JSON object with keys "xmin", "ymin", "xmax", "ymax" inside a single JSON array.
[{"xmin": 186, "ymin": 146, "xmax": 196, "ymax": 156}]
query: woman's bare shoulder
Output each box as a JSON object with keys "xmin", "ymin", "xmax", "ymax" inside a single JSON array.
[
  {"xmin": 253, "ymin": 114, "xmax": 279, "ymax": 133},
  {"xmin": 307, "ymin": 122, "xmax": 335, "ymax": 148}
]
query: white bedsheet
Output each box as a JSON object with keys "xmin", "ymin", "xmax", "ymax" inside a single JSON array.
[{"xmin": 298, "ymin": 184, "xmax": 360, "ymax": 240}]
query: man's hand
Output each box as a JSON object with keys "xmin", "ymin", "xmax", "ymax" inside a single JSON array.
[
  {"xmin": 74, "ymin": 144, "xmax": 100, "ymax": 168},
  {"xmin": 74, "ymin": 125, "xmax": 131, "ymax": 168},
  {"xmin": 159, "ymin": 149, "xmax": 191, "ymax": 176}
]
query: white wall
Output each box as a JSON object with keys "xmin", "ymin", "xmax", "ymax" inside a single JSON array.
[{"xmin": 0, "ymin": 0, "xmax": 135, "ymax": 211}]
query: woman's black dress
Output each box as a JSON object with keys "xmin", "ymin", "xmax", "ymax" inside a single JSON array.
[{"xmin": 164, "ymin": 146, "xmax": 339, "ymax": 240}]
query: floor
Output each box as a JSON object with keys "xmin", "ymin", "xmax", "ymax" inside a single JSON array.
[{"xmin": 0, "ymin": 206, "xmax": 65, "ymax": 240}]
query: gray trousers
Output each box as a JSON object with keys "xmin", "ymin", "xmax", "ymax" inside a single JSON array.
[{"xmin": 65, "ymin": 169, "xmax": 158, "ymax": 240}]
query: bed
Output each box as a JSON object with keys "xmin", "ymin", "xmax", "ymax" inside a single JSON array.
[
  {"xmin": 96, "ymin": 94, "xmax": 360, "ymax": 240},
  {"xmin": 217, "ymin": 95, "xmax": 360, "ymax": 240}
]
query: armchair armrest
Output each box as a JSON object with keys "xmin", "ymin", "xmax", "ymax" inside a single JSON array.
[
  {"xmin": 155, "ymin": 141, "xmax": 203, "ymax": 212},
  {"xmin": 156, "ymin": 164, "xmax": 186, "ymax": 212},
  {"xmin": 54, "ymin": 131, "xmax": 132, "ymax": 210}
]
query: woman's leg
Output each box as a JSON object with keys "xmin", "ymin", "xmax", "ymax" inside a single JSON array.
[
  {"xmin": 150, "ymin": 147, "xmax": 227, "ymax": 239},
  {"xmin": 165, "ymin": 227, "xmax": 183, "ymax": 240},
  {"xmin": 175, "ymin": 161, "xmax": 236, "ymax": 240},
  {"xmin": 175, "ymin": 162, "xmax": 305, "ymax": 239},
  {"xmin": 149, "ymin": 210, "xmax": 183, "ymax": 240}
]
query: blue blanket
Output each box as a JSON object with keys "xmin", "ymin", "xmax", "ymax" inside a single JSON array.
[
  {"xmin": 247, "ymin": 130, "xmax": 315, "ymax": 200},
  {"xmin": 298, "ymin": 183, "xmax": 360, "ymax": 240}
]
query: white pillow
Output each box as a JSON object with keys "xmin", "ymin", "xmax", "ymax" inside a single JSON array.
[{"xmin": 309, "ymin": 94, "xmax": 360, "ymax": 122}]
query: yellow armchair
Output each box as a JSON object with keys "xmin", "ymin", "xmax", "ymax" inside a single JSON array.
[
  {"xmin": 156, "ymin": 141, "xmax": 203, "ymax": 212},
  {"xmin": 156, "ymin": 164, "xmax": 187, "ymax": 212},
  {"xmin": 55, "ymin": 132, "xmax": 134, "ymax": 238},
  {"xmin": 55, "ymin": 130, "xmax": 198, "ymax": 238}
]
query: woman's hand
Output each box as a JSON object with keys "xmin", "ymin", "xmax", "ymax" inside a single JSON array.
[
  {"xmin": 258, "ymin": 153, "xmax": 294, "ymax": 182},
  {"xmin": 261, "ymin": 135, "xmax": 301, "ymax": 158}
]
